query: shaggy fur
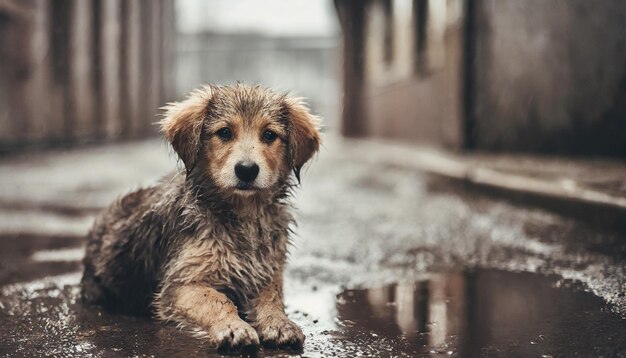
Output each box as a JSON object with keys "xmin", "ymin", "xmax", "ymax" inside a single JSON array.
[{"xmin": 81, "ymin": 84, "xmax": 321, "ymax": 350}]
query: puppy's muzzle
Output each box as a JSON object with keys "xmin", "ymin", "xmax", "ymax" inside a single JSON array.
[{"xmin": 235, "ymin": 162, "xmax": 259, "ymax": 184}]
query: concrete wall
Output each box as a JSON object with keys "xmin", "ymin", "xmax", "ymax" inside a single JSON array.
[
  {"xmin": 364, "ymin": 0, "xmax": 464, "ymax": 147},
  {"xmin": 336, "ymin": 0, "xmax": 466, "ymax": 148},
  {"xmin": 471, "ymin": 0, "xmax": 626, "ymax": 157},
  {"xmin": 0, "ymin": 0, "xmax": 176, "ymax": 152}
]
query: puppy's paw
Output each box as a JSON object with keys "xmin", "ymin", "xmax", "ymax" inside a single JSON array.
[
  {"xmin": 210, "ymin": 318, "xmax": 260, "ymax": 352},
  {"xmin": 256, "ymin": 316, "xmax": 305, "ymax": 349}
]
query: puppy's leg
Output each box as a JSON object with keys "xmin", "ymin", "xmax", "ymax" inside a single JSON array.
[
  {"xmin": 252, "ymin": 273, "xmax": 305, "ymax": 348},
  {"xmin": 158, "ymin": 284, "xmax": 259, "ymax": 349}
]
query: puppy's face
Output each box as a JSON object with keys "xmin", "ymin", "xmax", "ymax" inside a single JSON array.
[
  {"xmin": 205, "ymin": 107, "xmax": 288, "ymax": 194},
  {"xmin": 160, "ymin": 84, "xmax": 321, "ymax": 196}
]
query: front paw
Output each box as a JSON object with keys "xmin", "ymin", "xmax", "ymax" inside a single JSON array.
[
  {"xmin": 210, "ymin": 318, "xmax": 260, "ymax": 352},
  {"xmin": 256, "ymin": 316, "xmax": 305, "ymax": 349}
]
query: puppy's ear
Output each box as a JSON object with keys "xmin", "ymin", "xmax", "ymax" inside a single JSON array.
[
  {"xmin": 160, "ymin": 86, "xmax": 214, "ymax": 174},
  {"xmin": 283, "ymin": 97, "xmax": 321, "ymax": 182}
]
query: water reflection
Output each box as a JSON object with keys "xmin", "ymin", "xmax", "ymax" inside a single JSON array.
[
  {"xmin": 335, "ymin": 270, "xmax": 626, "ymax": 357},
  {"xmin": 1, "ymin": 269, "xmax": 624, "ymax": 357}
]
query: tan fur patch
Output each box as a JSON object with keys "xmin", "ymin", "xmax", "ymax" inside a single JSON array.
[
  {"xmin": 254, "ymin": 273, "xmax": 285, "ymax": 319},
  {"xmin": 207, "ymin": 138, "xmax": 233, "ymax": 178},
  {"xmin": 160, "ymin": 86, "xmax": 213, "ymax": 172},
  {"xmin": 252, "ymin": 273, "xmax": 305, "ymax": 347},
  {"xmin": 174, "ymin": 285, "xmax": 239, "ymax": 325},
  {"xmin": 262, "ymin": 142, "xmax": 283, "ymax": 174},
  {"xmin": 171, "ymin": 285, "xmax": 260, "ymax": 347},
  {"xmin": 284, "ymin": 97, "xmax": 321, "ymax": 170}
]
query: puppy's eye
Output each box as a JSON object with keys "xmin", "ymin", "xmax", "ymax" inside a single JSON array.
[
  {"xmin": 216, "ymin": 127, "xmax": 232, "ymax": 140},
  {"xmin": 262, "ymin": 130, "xmax": 278, "ymax": 143}
]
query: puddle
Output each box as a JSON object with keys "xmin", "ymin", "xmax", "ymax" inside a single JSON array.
[
  {"xmin": 0, "ymin": 233, "xmax": 85, "ymax": 286},
  {"xmin": 0, "ymin": 269, "xmax": 624, "ymax": 357},
  {"xmin": 0, "ymin": 200, "xmax": 101, "ymax": 218},
  {"xmin": 328, "ymin": 269, "xmax": 626, "ymax": 357}
]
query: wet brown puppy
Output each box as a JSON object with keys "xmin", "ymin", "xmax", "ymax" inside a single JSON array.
[{"xmin": 81, "ymin": 84, "xmax": 321, "ymax": 350}]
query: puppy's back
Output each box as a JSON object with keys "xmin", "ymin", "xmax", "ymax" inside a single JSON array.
[{"xmin": 81, "ymin": 186, "xmax": 164, "ymax": 315}]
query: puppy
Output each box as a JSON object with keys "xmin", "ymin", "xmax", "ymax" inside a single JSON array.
[{"xmin": 81, "ymin": 84, "xmax": 321, "ymax": 350}]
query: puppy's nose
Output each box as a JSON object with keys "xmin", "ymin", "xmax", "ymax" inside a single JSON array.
[{"xmin": 235, "ymin": 162, "xmax": 259, "ymax": 182}]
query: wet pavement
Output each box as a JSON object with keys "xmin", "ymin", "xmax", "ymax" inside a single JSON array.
[{"xmin": 0, "ymin": 137, "xmax": 625, "ymax": 357}]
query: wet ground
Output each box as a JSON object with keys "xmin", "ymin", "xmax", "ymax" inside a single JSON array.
[{"xmin": 0, "ymin": 137, "xmax": 625, "ymax": 357}]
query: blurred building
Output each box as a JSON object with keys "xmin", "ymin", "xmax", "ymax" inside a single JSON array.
[
  {"xmin": 0, "ymin": 0, "xmax": 175, "ymax": 151},
  {"xmin": 175, "ymin": 33, "xmax": 339, "ymax": 129},
  {"xmin": 175, "ymin": 0, "xmax": 341, "ymax": 129},
  {"xmin": 335, "ymin": 0, "xmax": 626, "ymax": 158}
]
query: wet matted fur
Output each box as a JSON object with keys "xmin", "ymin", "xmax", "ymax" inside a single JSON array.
[{"xmin": 81, "ymin": 84, "xmax": 321, "ymax": 350}]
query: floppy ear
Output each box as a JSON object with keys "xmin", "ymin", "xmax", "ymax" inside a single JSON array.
[
  {"xmin": 160, "ymin": 86, "xmax": 214, "ymax": 175},
  {"xmin": 283, "ymin": 97, "xmax": 321, "ymax": 182}
]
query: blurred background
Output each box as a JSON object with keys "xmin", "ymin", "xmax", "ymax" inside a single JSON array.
[
  {"xmin": 0, "ymin": 1, "xmax": 625, "ymax": 357},
  {"xmin": 1, "ymin": 0, "xmax": 625, "ymax": 156},
  {"xmin": 0, "ymin": 0, "xmax": 341, "ymax": 148}
]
